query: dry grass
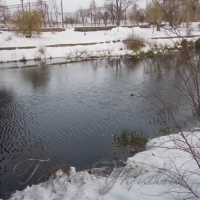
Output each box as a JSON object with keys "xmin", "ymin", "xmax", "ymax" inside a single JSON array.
[{"xmin": 123, "ymin": 35, "xmax": 144, "ymax": 52}]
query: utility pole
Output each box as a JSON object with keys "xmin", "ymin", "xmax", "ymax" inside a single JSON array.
[
  {"xmin": 2, "ymin": 1, "xmax": 6, "ymax": 25},
  {"xmin": 46, "ymin": 4, "xmax": 50, "ymax": 24},
  {"xmin": 61, "ymin": 0, "xmax": 64, "ymax": 28},
  {"xmin": 28, "ymin": 1, "xmax": 31, "ymax": 12},
  {"xmin": 21, "ymin": 0, "xmax": 24, "ymax": 12},
  {"xmin": 146, "ymin": 0, "xmax": 148, "ymax": 11}
]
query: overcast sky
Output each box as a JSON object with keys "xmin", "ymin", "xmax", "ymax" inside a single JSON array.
[{"xmin": 4, "ymin": 0, "xmax": 146, "ymax": 13}]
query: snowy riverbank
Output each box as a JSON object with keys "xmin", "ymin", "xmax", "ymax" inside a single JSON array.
[
  {"xmin": 1, "ymin": 24, "xmax": 200, "ymax": 64},
  {"xmin": 8, "ymin": 130, "xmax": 200, "ymax": 200}
]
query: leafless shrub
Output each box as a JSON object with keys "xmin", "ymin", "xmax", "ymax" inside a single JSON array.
[
  {"xmin": 74, "ymin": 49, "xmax": 81, "ymax": 57},
  {"xmin": 35, "ymin": 56, "xmax": 41, "ymax": 61},
  {"xmin": 80, "ymin": 49, "xmax": 87, "ymax": 55},
  {"xmin": 5, "ymin": 36, "xmax": 12, "ymax": 41},
  {"xmin": 38, "ymin": 45, "xmax": 46, "ymax": 56},
  {"xmin": 65, "ymin": 51, "xmax": 73, "ymax": 60},
  {"xmin": 19, "ymin": 55, "xmax": 27, "ymax": 63},
  {"xmin": 123, "ymin": 35, "xmax": 144, "ymax": 52}
]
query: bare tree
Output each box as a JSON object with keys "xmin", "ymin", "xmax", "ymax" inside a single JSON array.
[
  {"xmin": 0, "ymin": 0, "xmax": 10, "ymax": 25},
  {"xmin": 78, "ymin": 7, "xmax": 88, "ymax": 26},
  {"xmin": 75, "ymin": 12, "xmax": 79, "ymax": 26},
  {"xmin": 128, "ymin": 4, "xmax": 138, "ymax": 25},
  {"xmin": 102, "ymin": 9, "xmax": 109, "ymax": 26},
  {"xmin": 63, "ymin": 14, "xmax": 69, "ymax": 28},
  {"xmin": 105, "ymin": 0, "xmax": 138, "ymax": 25},
  {"xmin": 64, "ymin": 12, "xmax": 77, "ymax": 28},
  {"xmin": 49, "ymin": 0, "xmax": 59, "ymax": 27},
  {"xmin": 0, "ymin": 0, "xmax": 3, "ymax": 21},
  {"xmin": 105, "ymin": 1, "xmax": 116, "ymax": 25},
  {"xmin": 36, "ymin": 0, "xmax": 48, "ymax": 27},
  {"xmin": 151, "ymin": 0, "xmax": 199, "ymax": 28},
  {"xmin": 181, "ymin": 0, "xmax": 199, "ymax": 28},
  {"xmin": 89, "ymin": 0, "xmax": 97, "ymax": 26},
  {"xmin": 96, "ymin": 7, "xmax": 103, "ymax": 26}
]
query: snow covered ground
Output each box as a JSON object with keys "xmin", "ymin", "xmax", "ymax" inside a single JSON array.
[
  {"xmin": 8, "ymin": 130, "xmax": 200, "ymax": 200},
  {"xmin": 0, "ymin": 23, "xmax": 200, "ymax": 63}
]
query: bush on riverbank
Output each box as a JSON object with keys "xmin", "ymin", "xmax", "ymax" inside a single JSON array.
[
  {"xmin": 195, "ymin": 38, "xmax": 200, "ymax": 49},
  {"xmin": 180, "ymin": 39, "xmax": 194, "ymax": 49},
  {"xmin": 181, "ymin": 39, "xmax": 188, "ymax": 48},
  {"xmin": 123, "ymin": 35, "xmax": 144, "ymax": 52},
  {"xmin": 114, "ymin": 130, "xmax": 148, "ymax": 151}
]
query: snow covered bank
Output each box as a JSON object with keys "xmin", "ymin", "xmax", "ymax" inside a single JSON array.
[
  {"xmin": 0, "ymin": 27, "xmax": 134, "ymax": 63},
  {"xmin": 8, "ymin": 131, "xmax": 200, "ymax": 200},
  {"xmin": 1, "ymin": 24, "xmax": 200, "ymax": 64}
]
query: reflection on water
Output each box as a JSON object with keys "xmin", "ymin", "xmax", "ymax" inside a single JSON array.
[
  {"xmin": 0, "ymin": 55, "xmax": 197, "ymax": 198},
  {"xmin": 21, "ymin": 62, "xmax": 50, "ymax": 89}
]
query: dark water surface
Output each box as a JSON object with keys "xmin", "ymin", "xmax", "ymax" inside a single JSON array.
[{"xmin": 0, "ymin": 56, "xmax": 195, "ymax": 198}]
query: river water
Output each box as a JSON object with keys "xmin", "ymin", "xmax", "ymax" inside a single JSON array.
[{"xmin": 0, "ymin": 55, "xmax": 197, "ymax": 198}]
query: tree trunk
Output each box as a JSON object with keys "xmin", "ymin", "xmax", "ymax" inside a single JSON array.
[{"xmin": 156, "ymin": 23, "xmax": 160, "ymax": 31}]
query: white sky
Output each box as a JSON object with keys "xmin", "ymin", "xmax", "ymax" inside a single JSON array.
[{"xmin": 4, "ymin": 0, "xmax": 145, "ymax": 13}]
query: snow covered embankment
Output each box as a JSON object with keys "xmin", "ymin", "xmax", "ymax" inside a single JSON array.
[
  {"xmin": 9, "ymin": 131, "xmax": 200, "ymax": 200},
  {"xmin": 1, "ymin": 24, "xmax": 200, "ymax": 64},
  {"xmin": 0, "ymin": 27, "xmax": 136, "ymax": 63},
  {"xmin": 0, "ymin": 26, "xmax": 185, "ymax": 64}
]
